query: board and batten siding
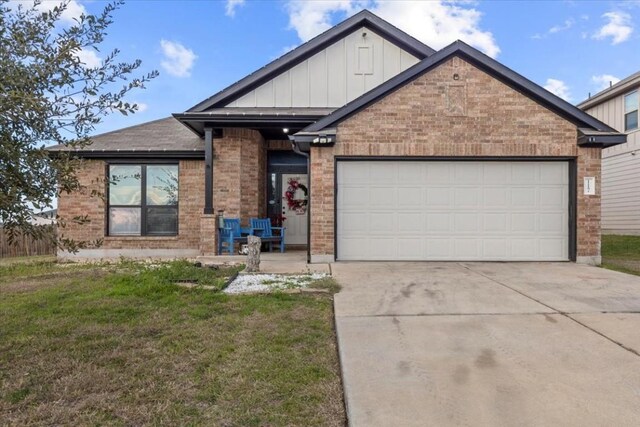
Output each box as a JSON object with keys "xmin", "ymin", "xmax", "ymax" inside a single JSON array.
[
  {"xmin": 586, "ymin": 90, "xmax": 640, "ymax": 234},
  {"xmin": 226, "ymin": 27, "xmax": 420, "ymax": 108}
]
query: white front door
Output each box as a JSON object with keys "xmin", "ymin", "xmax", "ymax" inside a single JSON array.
[{"xmin": 281, "ymin": 173, "xmax": 309, "ymax": 245}]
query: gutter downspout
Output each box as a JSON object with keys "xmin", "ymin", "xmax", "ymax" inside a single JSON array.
[{"xmin": 291, "ymin": 138, "xmax": 311, "ymax": 264}]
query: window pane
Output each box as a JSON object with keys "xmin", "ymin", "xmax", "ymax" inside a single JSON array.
[
  {"xmin": 109, "ymin": 165, "xmax": 141, "ymax": 205},
  {"xmin": 109, "ymin": 208, "xmax": 141, "ymax": 235},
  {"xmin": 625, "ymin": 91, "xmax": 638, "ymax": 113},
  {"xmin": 146, "ymin": 165, "xmax": 179, "ymax": 205},
  {"xmin": 146, "ymin": 207, "xmax": 178, "ymax": 235},
  {"xmin": 626, "ymin": 111, "xmax": 639, "ymax": 131}
]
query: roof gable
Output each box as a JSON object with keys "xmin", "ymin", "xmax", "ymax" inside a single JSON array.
[
  {"xmin": 188, "ymin": 10, "xmax": 434, "ymax": 112},
  {"xmin": 300, "ymin": 40, "xmax": 618, "ymax": 135}
]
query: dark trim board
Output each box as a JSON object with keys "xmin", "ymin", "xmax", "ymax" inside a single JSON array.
[
  {"xmin": 56, "ymin": 151, "xmax": 205, "ymax": 160},
  {"xmin": 332, "ymin": 156, "xmax": 578, "ymax": 262}
]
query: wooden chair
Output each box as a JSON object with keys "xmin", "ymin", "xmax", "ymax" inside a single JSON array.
[
  {"xmin": 218, "ymin": 218, "xmax": 251, "ymax": 255},
  {"xmin": 249, "ymin": 218, "xmax": 285, "ymax": 253}
]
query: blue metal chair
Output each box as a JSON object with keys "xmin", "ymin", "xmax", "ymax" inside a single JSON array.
[
  {"xmin": 218, "ymin": 218, "xmax": 251, "ymax": 255},
  {"xmin": 249, "ymin": 218, "xmax": 285, "ymax": 253}
]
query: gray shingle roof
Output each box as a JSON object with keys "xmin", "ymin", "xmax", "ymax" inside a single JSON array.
[{"xmin": 48, "ymin": 117, "xmax": 203, "ymax": 154}]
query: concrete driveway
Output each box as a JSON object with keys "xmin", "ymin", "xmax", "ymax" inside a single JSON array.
[{"xmin": 332, "ymin": 262, "xmax": 640, "ymax": 426}]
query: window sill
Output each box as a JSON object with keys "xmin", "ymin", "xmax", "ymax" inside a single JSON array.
[{"xmin": 104, "ymin": 236, "xmax": 179, "ymax": 241}]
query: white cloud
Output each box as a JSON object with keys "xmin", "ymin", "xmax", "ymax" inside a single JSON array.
[
  {"xmin": 76, "ymin": 48, "xmax": 101, "ymax": 68},
  {"xmin": 225, "ymin": 0, "xmax": 245, "ymax": 17},
  {"xmin": 532, "ymin": 17, "xmax": 575, "ymax": 39},
  {"xmin": 591, "ymin": 74, "xmax": 621, "ymax": 91},
  {"xmin": 549, "ymin": 18, "xmax": 574, "ymax": 34},
  {"xmin": 593, "ymin": 11, "xmax": 633, "ymax": 44},
  {"xmin": 134, "ymin": 102, "xmax": 148, "ymax": 112},
  {"xmin": 285, "ymin": 0, "xmax": 500, "ymax": 58},
  {"xmin": 9, "ymin": 0, "xmax": 86, "ymax": 24},
  {"xmin": 544, "ymin": 78, "xmax": 572, "ymax": 102},
  {"xmin": 159, "ymin": 39, "xmax": 197, "ymax": 78}
]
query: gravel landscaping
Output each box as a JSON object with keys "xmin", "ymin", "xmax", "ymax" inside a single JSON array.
[{"xmin": 224, "ymin": 273, "xmax": 328, "ymax": 294}]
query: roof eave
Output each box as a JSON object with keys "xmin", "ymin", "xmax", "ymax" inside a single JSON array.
[{"xmin": 47, "ymin": 149, "xmax": 205, "ymax": 159}]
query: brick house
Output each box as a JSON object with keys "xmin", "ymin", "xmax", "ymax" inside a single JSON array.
[{"xmin": 52, "ymin": 10, "xmax": 625, "ymax": 264}]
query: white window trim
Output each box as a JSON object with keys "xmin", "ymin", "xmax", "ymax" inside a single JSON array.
[{"xmin": 624, "ymin": 89, "xmax": 639, "ymax": 132}]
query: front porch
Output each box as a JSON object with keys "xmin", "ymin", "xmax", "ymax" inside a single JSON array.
[
  {"xmin": 175, "ymin": 110, "xmax": 318, "ymax": 259},
  {"xmin": 196, "ymin": 250, "xmax": 330, "ymax": 275}
]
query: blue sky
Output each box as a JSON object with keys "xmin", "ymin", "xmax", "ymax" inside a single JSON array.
[{"xmin": 63, "ymin": 0, "xmax": 640, "ymax": 135}]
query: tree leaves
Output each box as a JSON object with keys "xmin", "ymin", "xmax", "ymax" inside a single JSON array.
[{"xmin": 0, "ymin": 0, "xmax": 158, "ymax": 251}]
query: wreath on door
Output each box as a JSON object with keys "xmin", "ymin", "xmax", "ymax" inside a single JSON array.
[{"xmin": 284, "ymin": 178, "xmax": 308, "ymax": 214}]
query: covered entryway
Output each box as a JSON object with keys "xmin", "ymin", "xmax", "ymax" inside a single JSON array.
[{"xmin": 336, "ymin": 160, "xmax": 571, "ymax": 261}]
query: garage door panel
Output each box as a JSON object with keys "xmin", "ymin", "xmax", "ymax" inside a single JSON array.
[
  {"xmin": 511, "ymin": 213, "xmax": 536, "ymax": 232},
  {"xmin": 370, "ymin": 187, "xmax": 396, "ymax": 206},
  {"xmin": 398, "ymin": 163, "xmax": 424, "ymax": 183},
  {"xmin": 483, "ymin": 239, "xmax": 508, "ymax": 258},
  {"xmin": 340, "ymin": 186, "xmax": 369, "ymax": 206},
  {"xmin": 426, "ymin": 213, "xmax": 451, "ymax": 232},
  {"xmin": 483, "ymin": 187, "xmax": 509, "ymax": 207},
  {"xmin": 454, "ymin": 213, "xmax": 480, "ymax": 232},
  {"xmin": 426, "ymin": 163, "xmax": 452, "ymax": 183},
  {"xmin": 454, "ymin": 163, "xmax": 481, "ymax": 183},
  {"xmin": 539, "ymin": 238, "xmax": 566, "ymax": 259},
  {"xmin": 483, "ymin": 163, "xmax": 509, "ymax": 184},
  {"xmin": 369, "ymin": 238, "xmax": 397, "ymax": 258},
  {"xmin": 398, "ymin": 213, "xmax": 424, "ymax": 233},
  {"xmin": 539, "ymin": 213, "xmax": 566, "ymax": 233},
  {"xmin": 425, "ymin": 239, "xmax": 452, "ymax": 257},
  {"xmin": 397, "ymin": 238, "xmax": 425, "ymax": 259},
  {"xmin": 511, "ymin": 163, "xmax": 537, "ymax": 183},
  {"xmin": 539, "ymin": 187, "xmax": 565, "ymax": 208},
  {"xmin": 454, "ymin": 187, "xmax": 480, "ymax": 207},
  {"xmin": 340, "ymin": 212, "xmax": 368, "ymax": 234},
  {"xmin": 340, "ymin": 162, "xmax": 370, "ymax": 183},
  {"xmin": 426, "ymin": 187, "xmax": 451, "ymax": 206},
  {"xmin": 337, "ymin": 161, "xmax": 569, "ymax": 261},
  {"xmin": 398, "ymin": 187, "xmax": 423, "ymax": 207},
  {"xmin": 369, "ymin": 163, "xmax": 396, "ymax": 183},
  {"xmin": 454, "ymin": 239, "xmax": 480, "ymax": 257},
  {"xmin": 484, "ymin": 213, "xmax": 508, "ymax": 232},
  {"xmin": 511, "ymin": 187, "xmax": 537, "ymax": 208},
  {"xmin": 370, "ymin": 213, "xmax": 396, "ymax": 233}
]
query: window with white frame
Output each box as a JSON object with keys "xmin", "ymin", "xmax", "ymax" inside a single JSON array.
[
  {"xmin": 107, "ymin": 164, "xmax": 179, "ymax": 236},
  {"xmin": 625, "ymin": 90, "xmax": 638, "ymax": 131}
]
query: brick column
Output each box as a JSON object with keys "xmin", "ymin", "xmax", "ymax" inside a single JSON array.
[{"xmin": 200, "ymin": 214, "xmax": 217, "ymax": 255}]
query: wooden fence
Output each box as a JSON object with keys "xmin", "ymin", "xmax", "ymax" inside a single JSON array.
[{"xmin": 0, "ymin": 226, "xmax": 57, "ymax": 258}]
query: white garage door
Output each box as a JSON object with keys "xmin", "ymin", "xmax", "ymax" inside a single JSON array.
[{"xmin": 337, "ymin": 161, "xmax": 569, "ymax": 261}]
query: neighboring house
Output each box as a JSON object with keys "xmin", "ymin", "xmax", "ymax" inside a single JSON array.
[
  {"xmin": 50, "ymin": 10, "xmax": 625, "ymax": 264},
  {"xmin": 578, "ymin": 72, "xmax": 640, "ymax": 235}
]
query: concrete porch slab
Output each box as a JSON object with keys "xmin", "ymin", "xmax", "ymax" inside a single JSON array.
[{"xmin": 196, "ymin": 251, "xmax": 330, "ymax": 275}]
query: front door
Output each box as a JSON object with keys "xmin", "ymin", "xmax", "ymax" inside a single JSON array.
[{"xmin": 281, "ymin": 173, "xmax": 308, "ymax": 245}]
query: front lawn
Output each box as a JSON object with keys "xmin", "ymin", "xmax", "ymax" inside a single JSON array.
[
  {"xmin": 0, "ymin": 260, "xmax": 345, "ymax": 426},
  {"xmin": 601, "ymin": 234, "xmax": 640, "ymax": 275}
]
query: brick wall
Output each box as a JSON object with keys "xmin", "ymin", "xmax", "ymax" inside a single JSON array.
[
  {"xmin": 58, "ymin": 128, "xmax": 268, "ymax": 257},
  {"xmin": 213, "ymin": 128, "xmax": 266, "ymax": 228},
  {"xmin": 57, "ymin": 159, "xmax": 205, "ymax": 252},
  {"xmin": 310, "ymin": 56, "xmax": 602, "ymax": 262}
]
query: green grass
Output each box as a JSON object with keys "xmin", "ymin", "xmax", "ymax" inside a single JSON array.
[
  {"xmin": 0, "ymin": 260, "xmax": 345, "ymax": 426},
  {"xmin": 602, "ymin": 235, "xmax": 640, "ymax": 260},
  {"xmin": 601, "ymin": 235, "xmax": 640, "ymax": 275}
]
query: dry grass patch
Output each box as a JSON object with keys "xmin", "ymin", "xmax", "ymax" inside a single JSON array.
[{"xmin": 0, "ymin": 261, "xmax": 345, "ymax": 426}]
